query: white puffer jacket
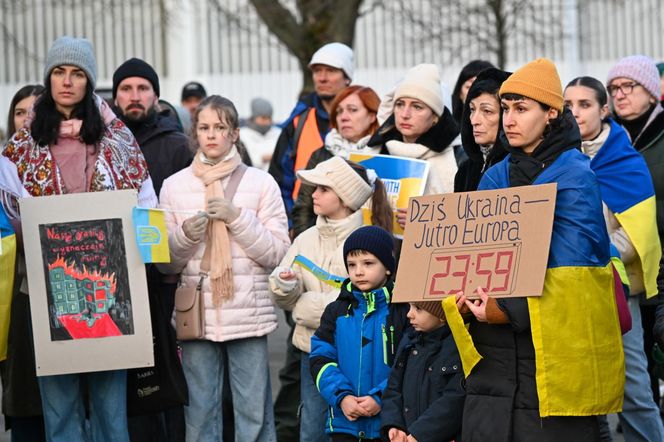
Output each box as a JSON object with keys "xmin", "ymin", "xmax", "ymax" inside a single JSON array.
[
  {"xmin": 159, "ymin": 165, "xmax": 290, "ymax": 342},
  {"xmin": 269, "ymin": 211, "xmax": 363, "ymax": 353}
]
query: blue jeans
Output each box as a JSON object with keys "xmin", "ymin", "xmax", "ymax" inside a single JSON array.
[
  {"xmin": 181, "ymin": 337, "xmax": 275, "ymax": 442},
  {"xmin": 38, "ymin": 370, "xmax": 129, "ymax": 442},
  {"xmin": 300, "ymin": 353, "xmax": 328, "ymax": 442},
  {"xmin": 618, "ymin": 296, "xmax": 664, "ymax": 441}
]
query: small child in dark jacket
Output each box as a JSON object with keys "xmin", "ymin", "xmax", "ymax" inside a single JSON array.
[
  {"xmin": 310, "ymin": 226, "xmax": 410, "ymax": 442},
  {"xmin": 380, "ymin": 301, "xmax": 465, "ymax": 442}
]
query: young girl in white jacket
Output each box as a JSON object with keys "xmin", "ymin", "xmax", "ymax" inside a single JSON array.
[
  {"xmin": 159, "ymin": 95, "xmax": 289, "ymax": 442},
  {"xmin": 269, "ymin": 155, "xmax": 392, "ymax": 442}
]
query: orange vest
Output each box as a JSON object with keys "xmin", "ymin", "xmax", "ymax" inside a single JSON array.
[{"xmin": 292, "ymin": 109, "xmax": 325, "ymax": 199}]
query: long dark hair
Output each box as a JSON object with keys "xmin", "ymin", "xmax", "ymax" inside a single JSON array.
[
  {"xmin": 452, "ymin": 60, "xmax": 495, "ymax": 124},
  {"xmin": 346, "ymin": 160, "xmax": 393, "ymax": 234},
  {"xmin": 7, "ymin": 84, "xmax": 44, "ymax": 136},
  {"xmin": 30, "ymin": 79, "xmax": 104, "ymax": 146}
]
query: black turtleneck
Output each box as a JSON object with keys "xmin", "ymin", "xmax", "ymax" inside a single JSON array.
[
  {"xmin": 502, "ymin": 107, "xmax": 581, "ymax": 187},
  {"xmin": 616, "ymin": 102, "xmax": 657, "ymax": 143}
]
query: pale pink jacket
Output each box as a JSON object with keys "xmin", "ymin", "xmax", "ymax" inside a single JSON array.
[{"xmin": 159, "ymin": 164, "xmax": 289, "ymax": 342}]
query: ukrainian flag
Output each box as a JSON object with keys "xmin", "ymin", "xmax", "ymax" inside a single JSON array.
[
  {"xmin": 0, "ymin": 205, "xmax": 16, "ymax": 361},
  {"xmin": 476, "ymin": 148, "xmax": 624, "ymax": 416},
  {"xmin": 132, "ymin": 207, "xmax": 170, "ymax": 263},
  {"xmin": 590, "ymin": 119, "xmax": 661, "ymax": 297}
]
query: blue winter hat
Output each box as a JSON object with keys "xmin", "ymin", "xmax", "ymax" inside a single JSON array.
[
  {"xmin": 44, "ymin": 36, "xmax": 97, "ymax": 88},
  {"xmin": 343, "ymin": 226, "xmax": 395, "ymax": 274}
]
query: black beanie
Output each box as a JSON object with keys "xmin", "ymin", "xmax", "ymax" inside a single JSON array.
[
  {"xmin": 112, "ymin": 58, "xmax": 160, "ymax": 98},
  {"xmin": 343, "ymin": 226, "xmax": 395, "ymax": 274}
]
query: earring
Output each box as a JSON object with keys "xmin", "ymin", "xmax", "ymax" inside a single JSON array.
[{"xmin": 386, "ymin": 270, "xmax": 391, "ymax": 275}]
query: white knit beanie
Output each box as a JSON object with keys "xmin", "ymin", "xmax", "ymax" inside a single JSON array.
[
  {"xmin": 296, "ymin": 156, "xmax": 371, "ymax": 211},
  {"xmin": 394, "ymin": 64, "xmax": 444, "ymax": 116},
  {"xmin": 44, "ymin": 36, "xmax": 97, "ymax": 88},
  {"xmin": 308, "ymin": 42, "xmax": 354, "ymax": 81},
  {"xmin": 606, "ymin": 55, "xmax": 661, "ymax": 100}
]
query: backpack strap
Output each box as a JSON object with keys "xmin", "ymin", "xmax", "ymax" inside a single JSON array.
[{"xmin": 290, "ymin": 108, "xmax": 311, "ymax": 160}]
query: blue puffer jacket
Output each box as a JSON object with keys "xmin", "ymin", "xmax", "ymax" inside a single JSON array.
[{"xmin": 310, "ymin": 279, "xmax": 410, "ymax": 438}]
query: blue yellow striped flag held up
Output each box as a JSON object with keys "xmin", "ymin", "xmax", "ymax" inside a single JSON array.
[
  {"xmin": 132, "ymin": 207, "xmax": 171, "ymax": 263},
  {"xmin": 0, "ymin": 205, "xmax": 16, "ymax": 361}
]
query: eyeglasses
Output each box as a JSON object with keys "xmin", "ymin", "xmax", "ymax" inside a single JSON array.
[{"xmin": 607, "ymin": 82, "xmax": 639, "ymax": 97}]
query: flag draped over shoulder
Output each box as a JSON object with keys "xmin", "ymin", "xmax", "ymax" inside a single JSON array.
[
  {"xmin": 0, "ymin": 205, "xmax": 16, "ymax": 361},
  {"xmin": 132, "ymin": 207, "xmax": 170, "ymax": 263},
  {"xmin": 474, "ymin": 148, "xmax": 625, "ymax": 416},
  {"xmin": 590, "ymin": 119, "xmax": 661, "ymax": 298}
]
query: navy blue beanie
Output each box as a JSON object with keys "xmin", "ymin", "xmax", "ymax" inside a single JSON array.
[{"xmin": 343, "ymin": 226, "xmax": 395, "ymax": 274}]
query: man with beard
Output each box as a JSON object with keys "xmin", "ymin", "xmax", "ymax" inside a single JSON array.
[
  {"xmin": 112, "ymin": 58, "xmax": 192, "ymax": 442},
  {"xmin": 113, "ymin": 58, "xmax": 192, "ymax": 196},
  {"xmin": 268, "ymin": 42, "xmax": 354, "ymax": 223}
]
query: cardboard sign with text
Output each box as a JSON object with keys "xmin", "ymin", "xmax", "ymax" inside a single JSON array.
[{"xmin": 393, "ymin": 183, "xmax": 557, "ymax": 302}]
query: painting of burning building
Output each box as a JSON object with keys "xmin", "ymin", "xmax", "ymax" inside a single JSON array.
[{"xmin": 39, "ymin": 218, "xmax": 134, "ymax": 341}]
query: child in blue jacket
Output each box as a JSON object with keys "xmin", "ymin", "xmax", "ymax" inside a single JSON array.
[{"xmin": 310, "ymin": 226, "xmax": 410, "ymax": 441}]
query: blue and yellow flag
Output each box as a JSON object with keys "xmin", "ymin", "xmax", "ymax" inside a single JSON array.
[
  {"xmin": 132, "ymin": 207, "xmax": 170, "ymax": 263},
  {"xmin": 472, "ymin": 148, "xmax": 624, "ymax": 416},
  {"xmin": 292, "ymin": 255, "xmax": 345, "ymax": 288},
  {"xmin": 590, "ymin": 120, "xmax": 661, "ymax": 297},
  {"xmin": 0, "ymin": 205, "xmax": 16, "ymax": 361}
]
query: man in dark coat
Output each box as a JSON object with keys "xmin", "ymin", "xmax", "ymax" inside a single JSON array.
[{"xmin": 112, "ymin": 58, "xmax": 192, "ymax": 442}]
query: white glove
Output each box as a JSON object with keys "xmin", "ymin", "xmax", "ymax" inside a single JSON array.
[
  {"xmin": 182, "ymin": 212, "xmax": 208, "ymax": 242},
  {"xmin": 207, "ymin": 197, "xmax": 240, "ymax": 223}
]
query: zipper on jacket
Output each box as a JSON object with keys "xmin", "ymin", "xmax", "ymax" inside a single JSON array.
[
  {"xmin": 381, "ymin": 324, "xmax": 388, "ymax": 365},
  {"xmin": 390, "ymin": 325, "xmax": 395, "ymax": 355}
]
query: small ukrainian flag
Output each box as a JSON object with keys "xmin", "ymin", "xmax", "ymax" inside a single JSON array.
[
  {"xmin": 0, "ymin": 205, "xmax": 16, "ymax": 361},
  {"xmin": 132, "ymin": 207, "xmax": 171, "ymax": 263}
]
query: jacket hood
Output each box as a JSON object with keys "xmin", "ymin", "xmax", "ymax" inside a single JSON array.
[
  {"xmin": 460, "ymin": 68, "xmax": 511, "ymax": 163},
  {"xmin": 367, "ymin": 106, "xmax": 459, "ymax": 153}
]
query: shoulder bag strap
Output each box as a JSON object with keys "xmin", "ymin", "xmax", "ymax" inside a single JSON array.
[
  {"xmin": 290, "ymin": 108, "xmax": 311, "ymax": 159},
  {"xmin": 198, "ymin": 163, "xmax": 247, "ymax": 274}
]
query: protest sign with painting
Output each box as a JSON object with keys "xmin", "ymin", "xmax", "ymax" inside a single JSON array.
[
  {"xmin": 348, "ymin": 153, "xmax": 429, "ymax": 237},
  {"xmin": 394, "ymin": 183, "xmax": 557, "ymax": 302},
  {"xmin": 20, "ymin": 190, "xmax": 153, "ymax": 376}
]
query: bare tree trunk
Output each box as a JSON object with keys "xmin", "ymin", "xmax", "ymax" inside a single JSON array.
[{"xmin": 250, "ymin": 0, "xmax": 362, "ymax": 94}]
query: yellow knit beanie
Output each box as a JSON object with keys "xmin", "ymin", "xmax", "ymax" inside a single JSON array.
[{"xmin": 499, "ymin": 58, "xmax": 563, "ymax": 112}]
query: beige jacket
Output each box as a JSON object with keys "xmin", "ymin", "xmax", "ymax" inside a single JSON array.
[{"xmin": 269, "ymin": 211, "xmax": 363, "ymax": 353}]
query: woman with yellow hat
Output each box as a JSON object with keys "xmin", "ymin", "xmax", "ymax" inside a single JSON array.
[{"xmin": 454, "ymin": 58, "xmax": 625, "ymax": 441}]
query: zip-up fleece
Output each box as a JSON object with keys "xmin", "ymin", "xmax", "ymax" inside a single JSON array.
[{"xmin": 309, "ymin": 279, "xmax": 410, "ymax": 439}]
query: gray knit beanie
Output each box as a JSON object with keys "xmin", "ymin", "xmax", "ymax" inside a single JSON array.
[{"xmin": 44, "ymin": 36, "xmax": 97, "ymax": 88}]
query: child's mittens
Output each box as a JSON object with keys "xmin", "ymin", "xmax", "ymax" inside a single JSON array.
[{"xmin": 271, "ymin": 266, "xmax": 298, "ymax": 292}]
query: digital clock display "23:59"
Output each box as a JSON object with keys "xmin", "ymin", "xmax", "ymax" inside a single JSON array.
[{"xmin": 424, "ymin": 244, "xmax": 520, "ymax": 298}]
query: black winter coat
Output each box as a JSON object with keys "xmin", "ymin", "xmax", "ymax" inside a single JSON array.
[
  {"xmin": 380, "ymin": 326, "xmax": 464, "ymax": 442},
  {"xmin": 120, "ymin": 110, "xmax": 193, "ymax": 197}
]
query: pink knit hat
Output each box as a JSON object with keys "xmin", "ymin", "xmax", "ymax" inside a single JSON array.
[{"xmin": 606, "ymin": 55, "xmax": 661, "ymax": 100}]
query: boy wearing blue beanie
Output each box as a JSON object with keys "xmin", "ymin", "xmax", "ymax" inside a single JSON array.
[{"xmin": 309, "ymin": 226, "xmax": 410, "ymax": 441}]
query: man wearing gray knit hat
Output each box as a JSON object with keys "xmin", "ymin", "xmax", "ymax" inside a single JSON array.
[{"xmin": 43, "ymin": 36, "xmax": 97, "ymax": 88}]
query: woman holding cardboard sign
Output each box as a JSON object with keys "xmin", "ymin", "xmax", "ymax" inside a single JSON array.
[{"xmin": 453, "ymin": 59, "xmax": 624, "ymax": 441}]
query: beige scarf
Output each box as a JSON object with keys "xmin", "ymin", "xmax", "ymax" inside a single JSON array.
[{"xmin": 192, "ymin": 148, "xmax": 242, "ymax": 305}]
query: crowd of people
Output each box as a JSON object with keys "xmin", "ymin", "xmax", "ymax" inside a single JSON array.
[{"xmin": 0, "ymin": 34, "xmax": 664, "ymax": 442}]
